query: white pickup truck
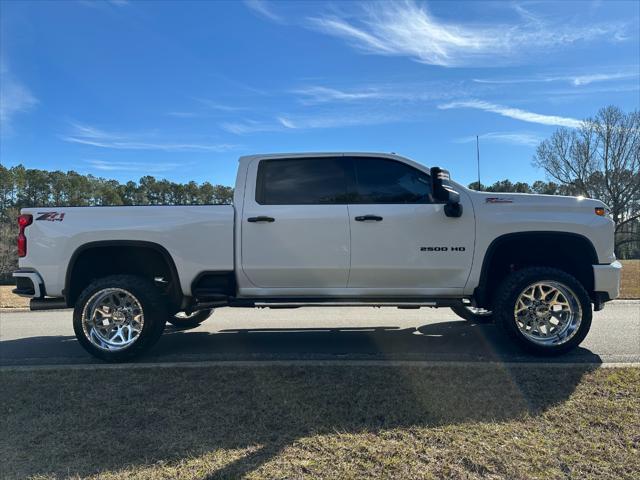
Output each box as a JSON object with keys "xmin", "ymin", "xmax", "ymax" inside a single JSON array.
[{"xmin": 13, "ymin": 152, "xmax": 621, "ymax": 361}]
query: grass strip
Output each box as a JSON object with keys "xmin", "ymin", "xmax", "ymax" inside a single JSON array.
[{"xmin": 2, "ymin": 365, "xmax": 639, "ymax": 479}]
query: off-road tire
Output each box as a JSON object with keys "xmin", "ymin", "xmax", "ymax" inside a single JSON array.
[
  {"xmin": 73, "ymin": 275, "xmax": 167, "ymax": 362},
  {"xmin": 494, "ymin": 267, "xmax": 592, "ymax": 356}
]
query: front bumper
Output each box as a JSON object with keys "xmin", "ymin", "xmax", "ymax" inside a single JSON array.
[
  {"xmin": 593, "ymin": 261, "xmax": 622, "ymax": 301},
  {"xmin": 12, "ymin": 269, "xmax": 45, "ymax": 298}
]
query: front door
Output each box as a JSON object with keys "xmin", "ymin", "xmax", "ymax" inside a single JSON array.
[
  {"xmin": 347, "ymin": 157, "xmax": 475, "ymax": 290},
  {"xmin": 241, "ymin": 156, "xmax": 351, "ymax": 288}
]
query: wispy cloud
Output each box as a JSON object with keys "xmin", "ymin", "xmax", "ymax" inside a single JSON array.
[
  {"xmin": 244, "ymin": 0, "xmax": 283, "ymax": 23},
  {"xmin": 454, "ymin": 131, "xmax": 544, "ymax": 147},
  {"xmin": 473, "ymin": 70, "xmax": 639, "ymax": 86},
  {"xmin": 221, "ymin": 119, "xmax": 275, "ymax": 135},
  {"xmin": 438, "ymin": 100, "xmax": 583, "ymax": 128},
  {"xmin": 84, "ymin": 159, "xmax": 182, "ymax": 173},
  {"xmin": 282, "ymin": 112, "xmax": 400, "ymax": 130},
  {"xmin": 293, "ymin": 86, "xmax": 385, "ymax": 104},
  {"xmin": 222, "ymin": 111, "xmax": 401, "ymax": 134},
  {"xmin": 166, "ymin": 111, "xmax": 200, "ymax": 118},
  {"xmin": 292, "ymin": 83, "xmax": 466, "ymax": 105},
  {"xmin": 166, "ymin": 99, "xmax": 246, "ymax": 118},
  {"xmin": 309, "ymin": 1, "xmax": 627, "ymax": 67},
  {"xmin": 570, "ymin": 72, "xmax": 637, "ymax": 86},
  {"xmin": 277, "ymin": 116, "xmax": 297, "ymax": 129},
  {"xmin": 64, "ymin": 123, "xmax": 238, "ymax": 152},
  {"xmin": 195, "ymin": 98, "xmax": 247, "ymax": 112},
  {"xmin": 78, "ymin": 0, "xmax": 131, "ymax": 8},
  {"xmin": 0, "ymin": 62, "xmax": 38, "ymax": 136}
]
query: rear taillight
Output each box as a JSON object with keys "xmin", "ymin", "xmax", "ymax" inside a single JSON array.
[{"xmin": 17, "ymin": 214, "xmax": 33, "ymax": 257}]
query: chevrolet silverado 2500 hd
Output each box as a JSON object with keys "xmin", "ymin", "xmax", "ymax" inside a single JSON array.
[{"xmin": 13, "ymin": 152, "xmax": 621, "ymax": 361}]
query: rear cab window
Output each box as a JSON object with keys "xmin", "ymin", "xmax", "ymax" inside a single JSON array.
[{"xmin": 255, "ymin": 157, "xmax": 350, "ymax": 205}]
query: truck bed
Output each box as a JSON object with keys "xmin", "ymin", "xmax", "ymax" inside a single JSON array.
[{"xmin": 18, "ymin": 205, "xmax": 235, "ymax": 297}]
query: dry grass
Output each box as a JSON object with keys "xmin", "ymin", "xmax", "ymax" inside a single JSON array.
[
  {"xmin": 620, "ymin": 259, "xmax": 640, "ymax": 299},
  {"xmin": 1, "ymin": 365, "xmax": 639, "ymax": 480},
  {"xmin": 0, "ymin": 285, "xmax": 29, "ymax": 309}
]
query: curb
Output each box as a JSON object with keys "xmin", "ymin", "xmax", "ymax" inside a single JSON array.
[{"xmin": 1, "ymin": 360, "xmax": 638, "ymax": 372}]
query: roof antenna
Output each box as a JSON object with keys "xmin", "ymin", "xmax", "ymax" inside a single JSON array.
[{"xmin": 476, "ymin": 135, "xmax": 481, "ymax": 191}]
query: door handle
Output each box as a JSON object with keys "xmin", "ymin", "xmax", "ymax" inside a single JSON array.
[
  {"xmin": 355, "ymin": 215, "xmax": 383, "ymax": 222},
  {"xmin": 247, "ymin": 216, "xmax": 275, "ymax": 223}
]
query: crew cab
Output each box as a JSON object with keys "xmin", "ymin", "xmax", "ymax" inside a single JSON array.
[{"xmin": 13, "ymin": 152, "xmax": 621, "ymax": 361}]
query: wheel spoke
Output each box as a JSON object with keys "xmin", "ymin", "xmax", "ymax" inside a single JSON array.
[{"xmin": 521, "ymin": 290, "xmax": 535, "ymax": 301}]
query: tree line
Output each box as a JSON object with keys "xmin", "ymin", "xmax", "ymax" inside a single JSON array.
[{"xmin": 0, "ymin": 165, "xmax": 234, "ymax": 209}]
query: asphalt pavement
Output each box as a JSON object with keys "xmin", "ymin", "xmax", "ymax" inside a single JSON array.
[{"xmin": 1, "ymin": 301, "xmax": 638, "ymax": 366}]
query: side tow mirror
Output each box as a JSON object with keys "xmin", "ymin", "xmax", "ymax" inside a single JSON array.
[{"xmin": 431, "ymin": 166, "xmax": 463, "ymax": 218}]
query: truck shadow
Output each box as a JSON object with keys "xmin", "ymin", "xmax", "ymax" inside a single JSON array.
[
  {"xmin": 155, "ymin": 319, "xmax": 602, "ymax": 363},
  {"xmin": 2, "ymin": 322, "xmax": 603, "ymax": 478}
]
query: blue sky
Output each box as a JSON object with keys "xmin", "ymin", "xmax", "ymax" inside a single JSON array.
[{"xmin": 1, "ymin": 0, "xmax": 638, "ymax": 187}]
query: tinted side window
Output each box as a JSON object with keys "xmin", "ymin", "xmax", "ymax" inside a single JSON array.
[
  {"xmin": 352, "ymin": 158, "xmax": 432, "ymax": 204},
  {"xmin": 256, "ymin": 157, "xmax": 349, "ymax": 205}
]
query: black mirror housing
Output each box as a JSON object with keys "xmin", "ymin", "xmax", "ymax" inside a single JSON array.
[
  {"xmin": 431, "ymin": 166, "xmax": 462, "ymax": 217},
  {"xmin": 430, "ymin": 166, "xmax": 459, "ymax": 203}
]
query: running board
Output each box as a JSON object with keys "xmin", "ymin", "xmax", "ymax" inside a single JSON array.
[
  {"xmin": 254, "ymin": 301, "xmax": 438, "ymax": 307},
  {"xmin": 30, "ymin": 298, "xmax": 69, "ymax": 311},
  {"xmin": 228, "ymin": 298, "xmax": 461, "ymax": 308}
]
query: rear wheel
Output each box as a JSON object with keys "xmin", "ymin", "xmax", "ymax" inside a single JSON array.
[
  {"xmin": 73, "ymin": 275, "xmax": 167, "ymax": 362},
  {"xmin": 168, "ymin": 309, "xmax": 213, "ymax": 329},
  {"xmin": 450, "ymin": 300, "xmax": 494, "ymax": 323},
  {"xmin": 494, "ymin": 267, "xmax": 592, "ymax": 356}
]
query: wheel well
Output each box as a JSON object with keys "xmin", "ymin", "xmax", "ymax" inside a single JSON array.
[
  {"xmin": 65, "ymin": 242, "xmax": 182, "ymax": 310},
  {"xmin": 475, "ymin": 232, "xmax": 598, "ymax": 309}
]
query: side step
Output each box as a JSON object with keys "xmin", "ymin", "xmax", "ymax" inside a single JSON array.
[
  {"xmin": 191, "ymin": 291, "xmax": 230, "ymax": 311},
  {"xmin": 188, "ymin": 295, "xmax": 462, "ymax": 311},
  {"xmin": 253, "ymin": 301, "xmax": 438, "ymax": 307},
  {"xmin": 228, "ymin": 297, "xmax": 460, "ymax": 308},
  {"xmin": 30, "ymin": 298, "xmax": 69, "ymax": 311}
]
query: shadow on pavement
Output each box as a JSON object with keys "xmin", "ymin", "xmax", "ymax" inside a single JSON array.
[
  {"xmin": 0, "ymin": 319, "xmax": 603, "ymax": 365},
  {"xmin": 154, "ymin": 320, "xmax": 602, "ymax": 363}
]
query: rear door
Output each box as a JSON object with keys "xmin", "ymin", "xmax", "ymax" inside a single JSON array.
[
  {"xmin": 241, "ymin": 157, "xmax": 351, "ymax": 288},
  {"xmin": 347, "ymin": 156, "xmax": 475, "ymax": 290}
]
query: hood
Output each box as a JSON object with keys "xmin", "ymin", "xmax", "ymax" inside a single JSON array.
[{"xmin": 468, "ymin": 190, "xmax": 607, "ymax": 211}]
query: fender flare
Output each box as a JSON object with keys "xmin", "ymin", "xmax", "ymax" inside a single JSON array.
[
  {"xmin": 474, "ymin": 231, "xmax": 599, "ymax": 307},
  {"xmin": 64, "ymin": 240, "xmax": 182, "ymax": 304}
]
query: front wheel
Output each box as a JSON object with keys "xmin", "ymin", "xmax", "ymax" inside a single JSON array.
[
  {"xmin": 494, "ymin": 267, "xmax": 592, "ymax": 356},
  {"xmin": 168, "ymin": 309, "xmax": 213, "ymax": 329},
  {"xmin": 73, "ymin": 275, "xmax": 167, "ymax": 362}
]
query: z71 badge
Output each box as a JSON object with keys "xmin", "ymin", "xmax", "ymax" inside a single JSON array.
[{"xmin": 36, "ymin": 212, "xmax": 65, "ymax": 222}]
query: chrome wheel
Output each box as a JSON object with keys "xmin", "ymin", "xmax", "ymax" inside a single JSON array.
[
  {"xmin": 514, "ymin": 281, "xmax": 582, "ymax": 346},
  {"xmin": 81, "ymin": 288, "xmax": 144, "ymax": 351}
]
